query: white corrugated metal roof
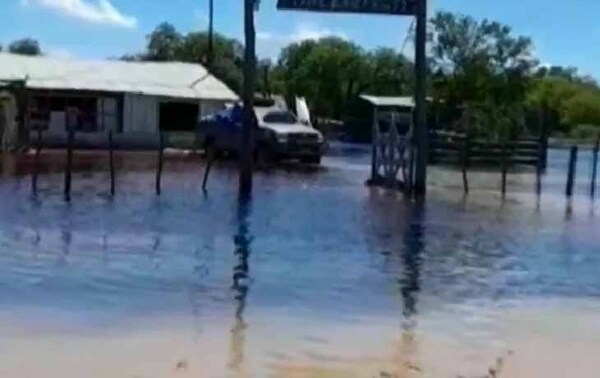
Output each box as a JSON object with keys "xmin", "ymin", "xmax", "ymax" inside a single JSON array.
[
  {"xmin": 0, "ymin": 53, "xmax": 238, "ymax": 101},
  {"xmin": 360, "ymin": 95, "xmax": 415, "ymax": 108}
]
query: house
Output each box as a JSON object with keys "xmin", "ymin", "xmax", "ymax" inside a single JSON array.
[{"xmin": 0, "ymin": 53, "xmax": 238, "ymax": 148}]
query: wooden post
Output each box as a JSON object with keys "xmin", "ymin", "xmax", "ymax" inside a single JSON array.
[
  {"xmin": 108, "ymin": 129, "xmax": 115, "ymax": 196},
  {"xmin": 207, "ymin": 0, "xmax": 214, "ymax": 69},
  {"xmin": 591, "ymin": 134, "xmax": 599, "ymax": 198},
  {"xmin": 412, "ymin": 0, "xmax": 428, "ymax": 197},
  {"xmin": 501, "ymin": 142, "xmax": 508, "ymax": 196},
  {"xmin": 566, "ymin": 145, "xmax": 578, "ymax": 198},
  {"xmin": 370, "ymin": 107, "xmax": 379, "ymax": 181},
  {"xmin": 156, "ymin": 131, "xmax": 164, "ymax": 196},
  {"xmin": 240, "ymin": 0, "xmax": 257, "ymax": 198},
  {"xmin": 64, "ymin": 126, "xmax": 74, "ymax": 201},
  {"xmin": 539, "ymin": 108, "xmax": 549, "ymax": 170},
  {"xmin": 202, "ymin": 149, "xmax": 214, "ymax": 192},
  {"xmin": 461, "ymin": 135, "xmax": 469, "ymax": 194},
  {"xmin": 31, "ymin": 128, "xmax": 42, "ymax": 194},
  {"xmin": 536, "ymin": 121, "xmax": 546, "ymax": 196}
]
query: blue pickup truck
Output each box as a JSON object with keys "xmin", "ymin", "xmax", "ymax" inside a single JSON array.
[{"xmin": 199, "ymin": 103, "xmax": 326, "ymax": 165}]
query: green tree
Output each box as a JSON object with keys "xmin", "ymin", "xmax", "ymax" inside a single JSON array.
[
  {"xmin": 125, "ymin": 23, "xmax": 244, "ymax": 93},
  {"xmin": 8, "ymin": 38, "xmax": 42, "ymax": 56},
  {"xmin": 429, "ymin": 12, "xmax": 537, "ymax": 139},
  {"xmin": 145, "ymin": 23, "xmax": 183, "ymax": 61},
  {"xmin": 527, "ymin": 75, "xmax": 600, "ymax": 135},
  {"xmin": 277, "ymin": 37, "xmax": 371, "ymax": 119},
  {"xmin": 366, "ymin": 47, "xmax": 414, "ymax": 96}
]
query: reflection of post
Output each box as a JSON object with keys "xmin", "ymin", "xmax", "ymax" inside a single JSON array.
[
  {"xmin": 401, "ymin": 201, "xmax": 424, "ymax": 321},
  {"xmin": 394, "ymin": 200, "xmax": 425, "ymax": 375},
  {"xmin": 59, "ymin": 229, "xmax": 72, "ymax": 265},
  {"xmin": 228, "ymin": 197, "xmax": 252, "ymax": 376}
]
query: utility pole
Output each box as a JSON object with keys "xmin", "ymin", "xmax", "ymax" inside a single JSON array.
[
  {"xmin": 413, "ymin": 0, "xmax": 428, "ymax": 196},
  {"xmin": 207, "ymin": 0, "xmax": 214, "ymax": 69},
  {"xmin": 240, "ymin": 0, "xmax": 257, "ymax": 197}
]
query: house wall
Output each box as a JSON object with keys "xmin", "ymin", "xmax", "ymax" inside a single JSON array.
[
  {"xmin": 28, "ymin": 90, "xmax": 232, "ymax": 149},
  {"xmin": 123, "ymin": 94, "xmax": 159, "ymax": 134}
]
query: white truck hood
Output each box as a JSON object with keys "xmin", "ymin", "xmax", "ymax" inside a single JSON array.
[{"xmin": 262, "ymin": 123, "xmax": 321, "ymax": 136}]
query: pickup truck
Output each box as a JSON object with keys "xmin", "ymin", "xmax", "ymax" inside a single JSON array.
[{"xmin": 199, "ymin": 104, "xmax": 326, "ymax": 165}]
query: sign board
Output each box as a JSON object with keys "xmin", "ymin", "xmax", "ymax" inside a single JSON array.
[{"xmin": 276, "ymin": 0, "xmax": 417, "ymax": 16}]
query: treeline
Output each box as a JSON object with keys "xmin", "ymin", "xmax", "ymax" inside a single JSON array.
[
  {"xmin": 10, "ymin": 11, "xmax": 600, "ymax": 140},
  {"xmin": 0, "ymin": 38, "xmax": 42, "ymax": 56},
  {"xmin": 126, "ymin": 13, "xmax": 600, "ymax": 139}
]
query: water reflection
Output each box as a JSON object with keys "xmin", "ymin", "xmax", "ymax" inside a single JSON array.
[
  {"xmin": 394, "ymin": 200, "xmax": 425, "ymax": 374},
  {"xmin": 400, "ymin": 200, "xmax": 424, "ymax": 322},
  {"xmin": 229, "ymin": 197, "xmax": 253, "ymax": 376}
]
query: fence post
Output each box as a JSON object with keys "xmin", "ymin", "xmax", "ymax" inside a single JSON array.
[
  {"xmin": 566, "ymin": 145, "xmax": 578, "ymax": 198},
  {"xmin": 461, "ymin": 135, "xmax": 470, "ymax": 194},
  {"xmin": 501, "ymin": 142, "xmax": 508, "ymax": 196},
  {"xmin": 64, "ymin": 126, "xmax": 74, "ymax": 201},
  {"xmin": 108, "ymin": 130, "xmax": 115, "ymax": 196},
  {"xmin": 202, "ymin": 149, "xmax": 214, "ymax": 193},
  {"xmin": 591, "ymin": 134, "xmax": 599, "ymax": 198},
  {"xmin": 31, "ymin": 128, "xmax": 42, "ymax": 194},
  {"xmin": 156, "ymin": 131, "xmax": 164, "ymax": 196},
  {"xmin": 538, "ymin": 108, "xmax": 549, "ymax": 170},
  {"xmin": 536, "ymin": 135, "xmax": 544, "ymax": 197}
]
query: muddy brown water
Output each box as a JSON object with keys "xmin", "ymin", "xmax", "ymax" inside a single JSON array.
[{"xmin": 0, "ymin": 145, "xmax": 599, "ymax": 377}]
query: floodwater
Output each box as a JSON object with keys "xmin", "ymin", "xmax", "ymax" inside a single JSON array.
[{"xmin": 0, "ymin": 145, "xmax": 599, "ymax": 377}]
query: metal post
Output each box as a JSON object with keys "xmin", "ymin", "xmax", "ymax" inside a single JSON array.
[
  {"xmin": 591, "ymin": 134, "xmax": 599, "ymax": 198},
  {"xmin": 566, "ymin": 146, "xmax": 578, "ymax": 198},
  {"xmin": 240, "ymin": 0, "xmax": 257, "ymax": 198},
  {"xmin": 412, "ymin": 0, "xmax": 428, "ymax": 197},
  {"xmin": 109, "ymin": 129, "xmax": 115, "ymax": 196}
]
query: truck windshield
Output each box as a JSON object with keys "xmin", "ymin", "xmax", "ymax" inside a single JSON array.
[{"xmin": 263, "ymin": 111, "xmax": 297, "ymax": 124}]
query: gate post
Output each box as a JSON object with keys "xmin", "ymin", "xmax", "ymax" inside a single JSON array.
[{"xmin": 413, "ymin": 0, "xmax": 428, "ymax": 196}]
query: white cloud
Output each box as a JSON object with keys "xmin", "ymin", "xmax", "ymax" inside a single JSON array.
[
  {"xmin": 257, "ymin": 23, "xmax": 348, "ymax": 59},
  {"xmin": 21, "ymin": 0, "xmax": 137, "ymax": 28}
]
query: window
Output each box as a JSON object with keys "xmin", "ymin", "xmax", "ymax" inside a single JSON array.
[{"xmin": 263, "ymin": 111, "xmax": 297, "ymax": 124}]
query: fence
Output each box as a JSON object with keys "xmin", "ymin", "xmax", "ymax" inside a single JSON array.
[
  {"xmin": 428, "ymin": 130, "xmax": 599, "ymax": 199},
  {"xmin": 429, "ymin": 130, "xmax": 545, "ymax": 168}
]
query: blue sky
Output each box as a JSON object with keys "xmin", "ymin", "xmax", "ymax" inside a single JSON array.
[{"xmin": 2, "ymin": 0, "xmax": 600, "ymax": 78}]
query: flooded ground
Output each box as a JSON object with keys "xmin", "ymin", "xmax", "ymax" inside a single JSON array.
[{"xmin": 0, "ymin": 145, "xmax": 599, "ymax": 377}]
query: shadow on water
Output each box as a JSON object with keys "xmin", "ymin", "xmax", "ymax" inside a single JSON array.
[{"xmin": 228, "ymin": 196, "xmax": 253, "ymax": 376}]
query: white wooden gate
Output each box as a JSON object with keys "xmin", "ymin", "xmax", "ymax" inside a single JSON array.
[{"xmin": 370, "ymin": 109, "xmax": 413, "ymax": 189}]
